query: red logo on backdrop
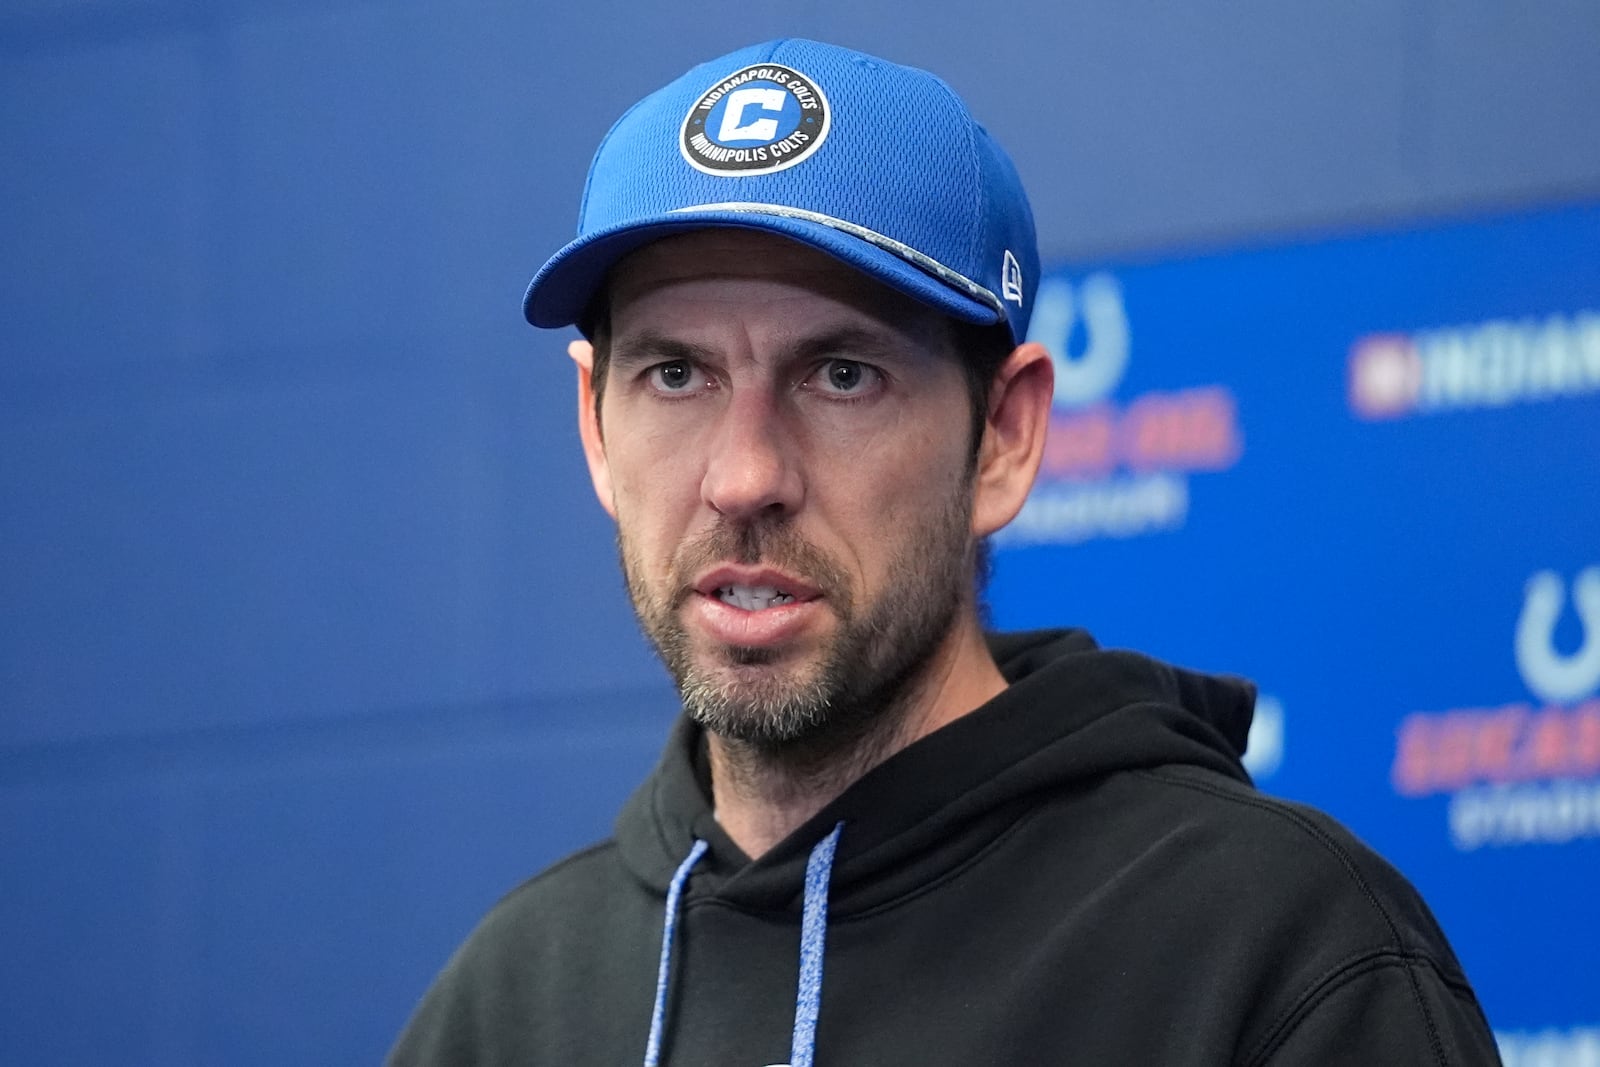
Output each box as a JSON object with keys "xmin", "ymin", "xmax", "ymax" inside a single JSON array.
[
  {"xmin": 1391, "ymin": 566, "xmax": 1600, "ymax": 850},
  {"xmin": 1348, "ymin": 334, "xmax": 1422, "ymax": 420},
  {"xmin": 1393, "ymin": 702, "xmax": 1600, "ymax": 796},
  {"xmin": 1039, "ymin": 388, "xmax": 1242, "ymax": 479},
  {"xmin": 1002, "ymin": 273, "xmax": 1244, "ymax": 546}
]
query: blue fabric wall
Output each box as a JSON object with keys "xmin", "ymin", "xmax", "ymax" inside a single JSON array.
[{"xmin": 3, "ymin": 2, "xmax": 1598, "ymax": 1062}]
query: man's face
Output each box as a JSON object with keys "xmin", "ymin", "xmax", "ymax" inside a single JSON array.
[{"xmin": 582, "ymin": 230, "xmax": 983, "ymax": 748}]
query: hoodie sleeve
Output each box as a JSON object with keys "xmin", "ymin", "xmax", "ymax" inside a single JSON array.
[
  {"xmin": 385, "ymin": 946, "xmax": 499, "ymax": 1067},
  {"xmin": 1253, "ymin": 953, "xmax": 1502, "ymax": 1067},
  {"xmin": 383, "ymin": 842, "xmax": 662, "ymax": 1067}
]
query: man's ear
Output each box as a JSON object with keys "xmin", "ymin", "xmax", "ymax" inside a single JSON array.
[
  {"xmin": 570, "ymin": 339, "xmax": 617, "ymax": 519},
  {"xmin": 972, "ymin": 341, "xmax": 1053, "ymax": 538}
]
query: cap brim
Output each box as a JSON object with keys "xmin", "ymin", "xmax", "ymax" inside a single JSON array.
[{"xmin": 523, "ymin": 210, "xmax": 1005, "ymax": 333}]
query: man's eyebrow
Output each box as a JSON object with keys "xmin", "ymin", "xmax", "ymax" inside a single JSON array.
[
  {"xmin": 790, "ymin": 326, "xmax": 914, "ymax": 365},
  {"xmin": 607, "ymin": 331, "xmax": 720, "ymax": 370},
  {"xmin": 609, "ymin": 325, "xmax": 922, "ymax": 371}
]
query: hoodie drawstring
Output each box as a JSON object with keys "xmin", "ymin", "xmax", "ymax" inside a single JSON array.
[
  {"xmin": 642, "ymin": 823, "xmax": 846, "ymax": 1067},
  {"xmin": 643, "ymin": 839, "xmax": 708, "ymax": 1067},
  {"xmin": 787, "ymin": 821, "xmax": 844, "ymax": 1067}
]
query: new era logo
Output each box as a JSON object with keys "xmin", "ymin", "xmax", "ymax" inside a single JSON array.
[{"xmin": 1002, "ymin": 250, "xmax": 1024, "ymax": 306}]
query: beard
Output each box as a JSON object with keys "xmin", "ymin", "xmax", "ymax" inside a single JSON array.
[{"xmin": 618, "ymin": 490, "xmax": 976, "ymax": 754}]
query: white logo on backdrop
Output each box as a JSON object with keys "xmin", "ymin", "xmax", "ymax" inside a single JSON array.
[
  {"xmin": 1348, "ymin": 310, "xmax": 1600, "ymax": 420},
  {"xmin": 1026, "ymin": 272, "xmax": 1131, "ymax": 409},
  {"xmin": 1515, "ymin": 566, "xmax": 1600, "ymax": 705},
  {"xmin": 1496, "ymin": 1023, "xmax": 1600, "ymax": 1067},
  {"xmin": 1437, "ymin": 565, "xmax": 1600, "ymax": 850},
  {"xmin": 1242, "ymin": 694, "xmax": 1284, "ymax": 779}
]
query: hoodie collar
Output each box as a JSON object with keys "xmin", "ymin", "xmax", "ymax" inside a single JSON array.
[{"xmin": 614, "ymin": 628, "xmax": 1256, "ymax": 911}]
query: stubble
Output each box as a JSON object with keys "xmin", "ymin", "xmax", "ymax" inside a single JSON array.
[{"xmin": 618, "ymin": 490, "xmax": 976, "ymax": 766}]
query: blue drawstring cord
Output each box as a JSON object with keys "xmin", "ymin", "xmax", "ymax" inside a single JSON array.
[
  {"xmin": 643, "ymin": 839, "xmax": 708, "ymax": 1067},
  {"xmin": 788, "ymin": 821, "xmax": 844, "ymax": 1067},
  {"xmin": 641, "ymin": 823, "xmax": 846, "ymax": 1067}
]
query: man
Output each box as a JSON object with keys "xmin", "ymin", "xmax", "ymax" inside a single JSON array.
[{"xmin": 390, "ymin": 39, "xmax": 1500, "ymax": 1066}]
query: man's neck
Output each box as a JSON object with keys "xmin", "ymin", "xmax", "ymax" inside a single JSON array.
[{"xmin": 707, "ymin": 617, "xmax": 1007, "ymax": 860}]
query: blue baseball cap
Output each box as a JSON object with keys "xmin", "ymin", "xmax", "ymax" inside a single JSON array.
[{"xmin": 523, "ymin": 38, "xmax": 1040, "ymax": 347}]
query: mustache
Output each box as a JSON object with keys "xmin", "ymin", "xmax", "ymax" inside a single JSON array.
[{"xmin": 669, "ymin": 518, "xmax": 854, "ymax": 615}]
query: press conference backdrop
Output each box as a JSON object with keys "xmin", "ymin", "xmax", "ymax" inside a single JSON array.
[
  {"xmin": 5, "ymin": 2, "xmax": 1600, "ymax": 1065},
  {"xmin": 990, "ymin": 202, "xmax": 1600, "ymax": 1053}
]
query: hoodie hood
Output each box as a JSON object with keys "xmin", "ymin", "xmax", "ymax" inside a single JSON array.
[{"xmin": 614, "ymin": 628, "xmax": 1257, "ymax": 912}]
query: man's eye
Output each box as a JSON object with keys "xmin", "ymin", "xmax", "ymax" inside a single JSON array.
[
  {"xmin": 814, "ymin": 359, "xmax": 879, "ymax": 394},
  {"xmin": 648, "ymin": 360, "xmax": 701, "ymax": 392}
]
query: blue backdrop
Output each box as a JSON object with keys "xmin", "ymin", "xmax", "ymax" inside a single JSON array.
[
  {"xmin": 4, "ymin": 2, "xmax": 1599, "ymax": 1064},
  {"xmin": 992, "ymin": 203, "xmax": 1600, "ymax": 1035}
]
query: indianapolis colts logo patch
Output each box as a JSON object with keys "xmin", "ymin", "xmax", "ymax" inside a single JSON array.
[{"xmin": 680, "ymin": 63, "xmax": 831, "ymax": 176}]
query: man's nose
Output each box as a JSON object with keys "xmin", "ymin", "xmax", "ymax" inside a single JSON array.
[{"xmin": 700, "ymin": 387, "xmax": 804, "ymax": 521}]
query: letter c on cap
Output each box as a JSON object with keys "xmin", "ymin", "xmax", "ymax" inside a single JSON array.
[{"xmin": 719, "ymin": 87, "xmax": 787, "ymax": 142}]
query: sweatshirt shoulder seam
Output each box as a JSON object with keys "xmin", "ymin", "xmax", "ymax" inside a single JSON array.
[
  {"xmin": 1133, "ymin": 768, "xmax": 1451, "ymax": 1067},
  {"xmin": 1242, "ymin": 950, "xmax": 1456, "ymax": 1067}
]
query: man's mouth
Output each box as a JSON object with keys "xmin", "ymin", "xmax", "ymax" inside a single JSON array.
[
  {"xmin": 688, "ymin": 566, "xmax": 825, "ymax": 647},
  {"xmin": 716, "ymin": 585, "xmax": 797, "ymax": 611},
  {"xmin": 694, "ymin": 566, "xmax": 821, "ymax": 614}
]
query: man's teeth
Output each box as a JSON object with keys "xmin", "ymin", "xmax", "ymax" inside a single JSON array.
[{"xmin": 717, "ymin": 585, "xmax": 796, "ymax": 611}]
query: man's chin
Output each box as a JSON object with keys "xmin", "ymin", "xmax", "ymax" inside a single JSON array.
[
  {"xmin": 677, "ymin": 657, "xmax": 835, "ymax": 743},
  {"xmin": 689, "ymin": 653, "xmax": 822, "ymax": 700}
]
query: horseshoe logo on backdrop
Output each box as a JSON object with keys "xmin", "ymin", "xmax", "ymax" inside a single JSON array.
[
  {"xmin": 1027, "ymin": 272, "xmax": 1131, "ymax": 410},
  {"xmin": 1515, "ymin": 565, "xmax": 1600, "ymax": 704}
]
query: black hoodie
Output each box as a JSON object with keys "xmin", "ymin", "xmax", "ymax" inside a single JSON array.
[{"xmin": 388, "ymin": 630, "xmax": 1501, "ymax": 1066}]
